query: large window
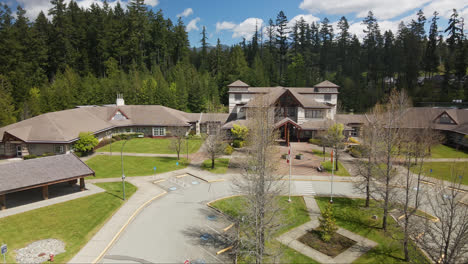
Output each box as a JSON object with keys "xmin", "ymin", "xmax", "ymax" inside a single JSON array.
[
  {"xmin": 112, "ymin": 111, "xmax": 127, "ymax": 121},
  {"xmin": 324, "ymin": 94, "xmax": 332, "ymax": 101},
  {"xmin": 305, "ymin": 109, "xmax": 324, "ymax": 119},
  {"xmin": 438, "ymin": 113, "xmax": 455, "ymax": 124},
  {"xmin": 55, "ymin": 145, "xmax": 64, "ymax": 154},
  {"xmin": 235, "ymin": 94, "xmax": 242, "ymax": 101},
  {"xmin": 152, "ymin": 127, "xmax": 166, "ymax": 136}
]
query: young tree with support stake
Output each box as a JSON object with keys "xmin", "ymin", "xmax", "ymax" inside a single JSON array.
[
  {"xmin": 169, "ymin": 127, "xmax": 188, "ymax": 160},
  {"xmin": 325, "ymin": 123, "xmax": 345, "ymax": 171},
  {"xmin": 204, "ymin": 129, "xmax": 226, "ymax": 169}
]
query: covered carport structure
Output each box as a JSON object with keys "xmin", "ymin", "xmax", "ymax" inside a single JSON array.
[{"xmin": 0, "ymin": 153, "xmax": 95, "ymax": 210}]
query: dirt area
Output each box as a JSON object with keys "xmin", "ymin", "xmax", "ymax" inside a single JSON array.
[{"xmin": 298, "ymin": 229, "xmax": 356, "ymax": 257}]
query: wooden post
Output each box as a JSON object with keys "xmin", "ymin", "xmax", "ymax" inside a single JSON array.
[
  {"xmin": 42, "ymin": 185, "xmax": 49, "ymax": 200},
  {"xmin": 0, "ymin": 194, "xmax": 6, "ymax": 210},
  {"xmin": 80, "ymin": 178, "xmax": 85, "ymax": 191}
]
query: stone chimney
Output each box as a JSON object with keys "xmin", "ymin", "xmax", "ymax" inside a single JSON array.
[{"xmin": 116, "ymin": 94, "xmax": 125, "ymax": 106}]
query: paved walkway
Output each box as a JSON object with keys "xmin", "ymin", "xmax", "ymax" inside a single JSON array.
[
  {"xmin": 0, "ymin": 183, "xmax": 105, "ymax": 219},
  {"xmin": 277, "ymin": 197, "xmax": 377, "ymax": 264},
  {"xmin": 69, "ymin": 176, "xmax": 167, "ymax": 263}
]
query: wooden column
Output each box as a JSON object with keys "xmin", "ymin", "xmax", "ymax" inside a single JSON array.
[
  {"xmin": 0, "ymin": 194, "xmax": 6, "ymax": 210},
  {"xmin": 42, "ymin": 185, "xmax": 49, "ymax": 200},
  {"xmin": 80, "ymin": 178, "xmax": 85, "ymax": 191}
]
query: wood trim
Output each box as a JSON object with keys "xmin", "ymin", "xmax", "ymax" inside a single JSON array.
[
  {"xmin": 433, "ymin": 111, "xmax": 458, "ymax": 125},
  {"xmin": 0, "ymin": 194, "xmax": 5, "ymax": 210},
  {"xmin": 42, "ymin": 185, "xmax": 49, "ymax": 200}
]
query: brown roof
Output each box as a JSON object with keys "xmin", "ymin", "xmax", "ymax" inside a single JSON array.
[
  {"xmin": 314, "ymin": 80, "xmax": 340, "ymax": 88},
  {"xmin": 0, "ymin": 153, "xmax": 94, "ymax": 195},
  {"xmin": 228, "ymin": 80, "xmax": 250, "ymax": 87},
  {"xmin": 200, "ymin": 113, "xmax": 229, "ymax": 123},
  {"xmin": 244, "ymin": 88, "xmax": 330, "ymax": 109},
  {"xmin": 301, "ymin": 119, "xmax": 352, "ymax": 130},
  {"xmin": 335, "ymin": 114, "xmax": 368, "ymax": 125},
  {"xmin": 0, "ymin": 105, "xmax": 201, "ymax": 143}
]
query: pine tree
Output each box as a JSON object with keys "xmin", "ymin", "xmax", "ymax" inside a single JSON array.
[{"xmin": 275, "ymin": 11, "xmax": 288, "ymax": 84}]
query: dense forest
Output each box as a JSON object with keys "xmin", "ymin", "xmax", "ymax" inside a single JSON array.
[{"xmin": 0, "ymin": 0, "xmax": 467, "ymax": 127}]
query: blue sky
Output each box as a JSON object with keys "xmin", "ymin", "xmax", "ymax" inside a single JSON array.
[{"xmin": 8, "ymin": 0, "xmax": 468, "ymax": 47}]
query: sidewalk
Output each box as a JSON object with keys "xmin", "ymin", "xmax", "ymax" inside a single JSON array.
[
  {"xmin": 276, "ymin": 196, "xmax": 377, "ymax": 264},
  {"xmin": 69, "ymin": 177, "xmax": 167, "ymax": 264}
]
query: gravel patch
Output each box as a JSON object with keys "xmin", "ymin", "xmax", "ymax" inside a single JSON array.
[{"xmin": 15, "ymin": 239, "xmax": 65, "ymax": 263}]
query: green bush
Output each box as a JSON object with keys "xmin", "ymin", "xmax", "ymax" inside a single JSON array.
[
  {"xmin": 224, "ymin": 145, "xmax": 234, "ymax": 155},
  {"xmin": 23, "ymin": 154, "xmax": 38, "ymax": 160},
  {"xmin": 232, "ymin": 139, "xmax": 244, "ymax": 148},
  {"xmin": 41, "ymin": 152, "xmax": 55, "ymax": 157},
  {"xmin": 74, "ymin": 152, "xmax": 84, "ymax": 157},
  {"xmin": 74, "ymin": 132, "xmax": 99, "ymax": 153},
  {"xmin": 348, "ymin": 145, "xmax": 368, "ymax": 158},
  {"xmin": 188, "ymin": 130, "xmax": 196, "ymax": 136},
  {"xmin": 309, "ymin": 138, "xmax": 322, "ymax": 145}
]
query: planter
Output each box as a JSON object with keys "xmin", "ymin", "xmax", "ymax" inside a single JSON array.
[{"xmin": 296, "ymin": 154, "xmax": 304, "ymax": 160}]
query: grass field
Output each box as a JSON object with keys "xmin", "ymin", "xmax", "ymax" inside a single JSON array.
[
  {"xmin": 86, "ymin": 155, "xmax": 188, "ymax": 178},
  {"xmin": 315, "ymin": 197, "xmax": 430, "ymax": 263},
  {"xmin": 210, "ymin": 196, "xmax": 318, "ymax": 263},
  {"xmin": 321, "ymin": 161, "xmax": 351, "ymax": 176},
  {"xmin": 429, "ymin": 144, "xmax": 468, "ymax": 159},
  {"xmin": 0, "ymin": 182, "xmax": 137, "ymax": 263},
  {"xmin": 410, "ymin": 161, "xmax": 468, "ymax": 185},
  {"xmin": 201, "ymin": 158, "xmax": 230, "ymax": 174},
  {"xmin": 96, "ymin": 138, "xmax": 204, "ymax": 154}
]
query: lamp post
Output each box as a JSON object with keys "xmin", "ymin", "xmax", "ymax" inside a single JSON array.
[{"xmin": 121, "ymin": 139, "xmax": 129, "ymax": 201}]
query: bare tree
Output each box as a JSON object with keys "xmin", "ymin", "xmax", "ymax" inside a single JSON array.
[
  {"xmin": 324, "ymin": 123, "xmax": 345, "ymax": 171},
  {"xmin": 204, "ymin": 129, "xmax": 226, "ymax": 169},
  {"xmin": 398, "ymin": 127, "xmax": 442, "ymax": 261},
  {"xmin": 169, "ymin": 127, "xmax": 188, "ymax": 160},
  {"xmin": 232, "ymin": 96, "xmax": 285, "ymax": 264},
  {"xmin": 372, "ymin": 89, "xmax": 410, "ymax": 231},
  {"xmin": 417, "ymin": 168, "xmax": 468, "ymax": 264}
]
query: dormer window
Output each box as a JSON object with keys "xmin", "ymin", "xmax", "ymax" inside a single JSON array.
[
  {"xmin": 112, "ymin": 111, "xmax": 127, "ymax": 121},
  {"xmin": 438, "ymin": 113, "xmax": 455, "ymax": 124},
  {"xmin": 235, "ymin": 94, "xmax": 242, "ymax": 101}
]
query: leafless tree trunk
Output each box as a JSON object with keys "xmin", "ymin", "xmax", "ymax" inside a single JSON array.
[
  {"xmin": 169, "ymin": 127, "xmax": 188, "ymax": 160},
  {"xmin": 417, "ymin": 167, "xmax": 468, "ymax": 264},
  {"xmin": 232, "ymin": 96, "xmax": 285, "ymax": 264},
  {"xmin": 373, "ymin": 89, "xmax": 410, "ymax": 231},
  {"xmin": 204, "ymin": 129, "xmax": 226, "ymax": 169}
]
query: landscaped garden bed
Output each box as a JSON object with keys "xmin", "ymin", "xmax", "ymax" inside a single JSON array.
[{"xmin": 298, "ymin": 228, "xmax": 356, "ymax": 257}]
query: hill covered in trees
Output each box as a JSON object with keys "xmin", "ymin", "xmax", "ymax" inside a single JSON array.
[{"xmin": 0, "ymin": 0, "xmax": 466, "ymax": 127}]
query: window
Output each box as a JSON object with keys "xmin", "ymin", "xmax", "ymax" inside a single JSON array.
[
  {"xmin": 438, "ymin": 113, "xmax": 455, "ymax": 124},
  {"xmin": 239, "ymin": 107, "xmax": 245, "ymax": 112},
  {"xmin": 235, "ymin": 94, "xmax": 242, "ymax": 101},
  {"xmin": 305, "ymin": 109, "xmax": 324, "ymax": 119},
  {"xmin": 152, "ymin": 127, "xmax": 166, "ymax": 136},
  {"xmin": 126, "ymin": 127, "xmax": 132, "ymax": 133},
  {"xmin": 324, "ymin": 94, "xmax": 332, "ymax": 101},
  {"xmin": 112, "ymin": 111, "xmax": 127, "ymax": 121},
  {"xmin": 55, "ymin": 145, "xmax": 64, "ymax": 154},
  {"xmin": 314, "ymin": 87, "xmax": 319, "ymax": 92}
]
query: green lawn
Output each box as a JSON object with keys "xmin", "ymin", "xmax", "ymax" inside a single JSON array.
[
  {"xmin": 410, "ymin": 161, "xmax": 468, "ymax": 185},
  {"xmin": 315, "ymin": 197, "xmax": 430, "ymax": 263},
  {"xmin": 201, "ymin": 158, "xmax": 230, "ymax": 174},
  {"xmin": 86, "ymin": 155, "xmax": 188, "ymax": 178},
  {"xmin": 429, "ymin": 144, "xmax": 468, "ymax": 159},
  {"xmin": 96, "ymin": 138, "xmax": 204, "ymax": 154},
  {"xmin": 321, "ymin": 161, "xmax": 351, "ymax": 176},
  {"xmin": 0, "ymin": 182, "xmax": 136, "ymax": 263},
  {"xmin": 211, "ymin": 196, "xmax": 318, "ymax": 263}
]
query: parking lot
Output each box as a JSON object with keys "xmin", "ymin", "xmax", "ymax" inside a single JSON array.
[{"xmin": 102, "ymin": 175, "xmax": 234, "ymax": 264}]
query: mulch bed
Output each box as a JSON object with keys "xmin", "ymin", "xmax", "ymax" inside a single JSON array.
[{"xmin": 298, "ymin": 229, "xmax": 356, "ymax": 257}]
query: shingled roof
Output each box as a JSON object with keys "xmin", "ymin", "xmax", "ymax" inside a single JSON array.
[
  {"xmin": 0, "ymin": 105, "xmax": 196, "ymax": 143},
  {"xmin": 244, "ymin": 88, "xmax": 331, "ymax": 109},
  {"xmin": 228, "ymin": 80, "xmax": 250, "ymax": 87},
  {"xmin": 0, "ymin": 153, "xmax": 94, "ymax": 195},
  {"xmin": 314, "ymin": 80, "xmax": 340, "ymax": 88}
]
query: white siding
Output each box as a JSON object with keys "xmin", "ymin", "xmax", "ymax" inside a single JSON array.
[{"xmin": 297, "ymin": 107, "xmax": 305, "ymax": 124}]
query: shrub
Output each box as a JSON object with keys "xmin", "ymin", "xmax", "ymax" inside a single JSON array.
[
  {"xmin": 231, "ymin": 124, "xmax": 248, "ymax": 141},
  {"xmin": 318, "ymin": 203, "xmax": 338, "ymax": 242},
  {"xmin": 224, "ymin": 145, "xmax": 234, "ymax": 155},
  {"xmin": 95, "ymin": 138, "xmax": 112, "ymax": 149},
  {"xmin": 232, "ymin": 139, "xmax": 244, "ymax": 148},
  {"xmin": 309, "ymin": 138, "xmax": 322, "ymax": 145},
  {"xmin": 348, "ymin": 145, "xmax": 368, "ymax": 158},
  {"xmin": 348, "ymin": 137, "xmax": 360, "ymax": 144},
  {"xmin": 74, "ymin": 132, "xmax": 99, "ymax": 153},
  {"xmin": 23, "ymin": 154, "xmax": 38, "ymax": 160},
  {"xmin": 41, "ymin": 152, "xmax": 55, "ymax": 157},
  {"xmin": 189, "ymin": 130, "xmax": 196, "ymax": 136}
]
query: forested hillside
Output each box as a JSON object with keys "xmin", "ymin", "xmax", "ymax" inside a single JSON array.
[{"xmin": 0, "ymin": 0, "xmax": 466, "ymax": 127}]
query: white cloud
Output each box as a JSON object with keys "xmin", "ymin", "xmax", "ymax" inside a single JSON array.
[
  {"xmin": 299, "ymin": 0, "xmax": 432, "ymax": 20},
  {"xmin": 17, "ymin": 0, "xmax": 128, "ymax": 19},
  {"xmin": 145, "ymin": 0, "xmax": 159, "ymax": 7},
  {"xmin": 346, "ymin": 19, "xmax": 402, "ymax": 40},
  {"xmin": 216, "ymin": 18, "xmax": 263, "ymax": 39},
  {"xmin": 187, "ymin": 17, "xmax": 201, "ymax": 32},
  {"xmin": 216, "ymin": 21, "xmax": 236, "ymax": 32},
  {"xmin": 287, "ymin": 14, "xmax": 320, "ymax": 28},
  {"xmin": 177, "ymin": 8, "xmax": 193, "ymax": 18}
]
